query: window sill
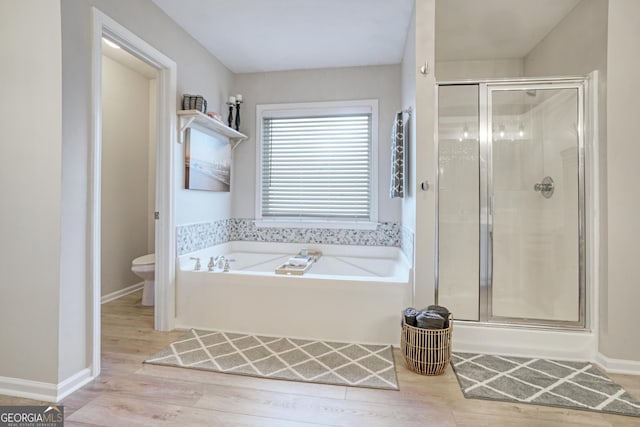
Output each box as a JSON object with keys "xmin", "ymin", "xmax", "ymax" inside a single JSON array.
[{"xmin": 254, "ymin": 219, "xmax": 378, "ymax": 231}]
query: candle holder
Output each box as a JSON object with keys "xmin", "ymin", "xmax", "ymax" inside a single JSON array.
[
  {"xmin": 234, "ymin": 99, "xmax": 243, "ymax": 131},
  {"xmin": 226, "ymin": 101, "xmax": 235, "ymax": 128}
]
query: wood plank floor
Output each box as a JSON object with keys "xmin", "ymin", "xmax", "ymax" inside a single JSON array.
[{"xmin": 2, "ymin": 290, "xmax": 639, "ymax": 426}]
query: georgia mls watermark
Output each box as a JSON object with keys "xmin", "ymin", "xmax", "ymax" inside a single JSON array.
[{"xmin": 0, "ymin": 406, "xmax": 63, "ymax": 427}]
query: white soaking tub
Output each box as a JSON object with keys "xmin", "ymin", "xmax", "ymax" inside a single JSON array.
[{"xmin": 176, "ymin": 241, "xmax": 412, "ymax": 345}]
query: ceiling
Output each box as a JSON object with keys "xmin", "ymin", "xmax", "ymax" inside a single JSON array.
[
  {"xmin": 152, "ymin": 0, "xmax": 414, "ymax": 73},
  {"xmin": 152, "ymin": 0, "xmax": 581, "ymax": 74}
]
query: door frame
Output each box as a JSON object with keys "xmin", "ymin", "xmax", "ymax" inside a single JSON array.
[
  {"xmin": 435, "ymin": 77, "xmax": 589, "ymax": 329},
  {"xmin": 484, "ymin": 80, "xmax": 586, "ymax": 327},
  {"xmin": 90, "ymin": 8, "xmax": 177, "ymax": 377}
]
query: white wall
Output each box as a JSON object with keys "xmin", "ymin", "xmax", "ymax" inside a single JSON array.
[
  {"xmin": 604, "ymin": 0, "xmax": 640, "ymax": 361},
  {"xmin": 0, "ymin": 0, "xmax": 62, "ymax": 384},
  {"xmin": 101, "ymin": 55, "xmax": 153, "ymax": 297},
  {"xmin": 232, "ymin": 65, "xmax": 402, "ymax": 223},
  {"xmin": 59, "ymin": 0, "xmax": 235, "ymax": 383},
  {"xmin": 436, "ymin": 58, "xmax": 524, "ymax": 80}
]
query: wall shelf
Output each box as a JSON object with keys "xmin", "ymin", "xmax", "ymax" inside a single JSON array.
[{"xmin": 178, "ymin": 109, "xmax": 247, "ymax": 150}]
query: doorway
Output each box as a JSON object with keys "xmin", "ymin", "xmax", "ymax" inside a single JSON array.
[
  {"xmin": 101, "ymin": 38, "xmax": 157, "ymax": 305},
  {"xmin": 91, "ymin": 8, "xmax": 177, "ymax": 377},
  {"xmin": 436, "ymin": 78, "xmax": 586, "ymax": 328}
]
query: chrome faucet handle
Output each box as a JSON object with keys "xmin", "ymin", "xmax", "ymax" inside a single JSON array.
[
  {"xmin": 208, "ymin": 257, "xmax": 215, "ymax": 272},
  {"xmin": 223, "ymin": 260, "xmax": 230, "ymax": 272},
  {"xmin": 190, "ymin": 257, "xmax": 201, "ymax": 271},
  {"xmin": 216, "ymin": 255, "xmax": 225, "ymax": 270},
  {"xmin": 534, "ymin": 176, "xmax": 554, "ymax": 199}
]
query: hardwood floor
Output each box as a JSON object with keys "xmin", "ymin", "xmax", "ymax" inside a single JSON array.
[{"xmin": 1, "ymin": 290, "xmax": 639, "ymax": 426}]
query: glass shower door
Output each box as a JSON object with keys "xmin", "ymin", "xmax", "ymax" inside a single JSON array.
[
  {"xmin": 488, "ymin": 84, "xmax": 584, "ymax": 324},
  {"xmin": 437, "ymin": 84, "xmax": 480, "ymax": 321}
]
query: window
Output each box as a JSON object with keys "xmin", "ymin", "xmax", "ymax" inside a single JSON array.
[{"xmin": 257, "ymin": 100, "xmax": 378, "ymax": 227}]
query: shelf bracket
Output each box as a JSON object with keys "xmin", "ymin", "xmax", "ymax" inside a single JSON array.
[
  {"xmin": 230, "ymin": 139, "xmax": 243, "ymax": 151},
  {"xmin": 178, "ymin": 116, "xmax": 196, "ymax": 143}
]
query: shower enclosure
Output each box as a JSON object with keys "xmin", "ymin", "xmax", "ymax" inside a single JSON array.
[{"xmin": 436, "ymin": 78, "xmax": 585, "ymax": 328}]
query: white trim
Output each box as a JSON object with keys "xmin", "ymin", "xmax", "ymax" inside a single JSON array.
[
  {"xmin": 91, "ymin": 8, "xmax": 177, "ymax": 380},
  {"xmin": 0, "ymin": 369, "xmax": 92, "ymax": 403},
  {"xmin": 101, "ymin": 282, "xmax": 144, "ymax": 304},
  {"xmin": 254, "ymin": 219, "xmax": 378, "ymax": 230},
  {"xmin": 55, "ymin": 368, "xmax": 92, "ymax": 402},
  {"xmin": 255, "ymin": 99, "xmax": 379, "ymax": 225},
  {"xmin": 453, "ymin": 322, "xmax": 597, "ymax": 362},
  {"xmin": 0, "ymin": 376, "xmax": 57, "ymax": 402},
  {"xmin": 595, "ymin": 353, "xmax": 640, "ymax": 375}
]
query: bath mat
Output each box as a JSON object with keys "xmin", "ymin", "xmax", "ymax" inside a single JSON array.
[
  {"xmin": 145, "ymin": 329, "xmax": 399, "ymax": 390},
  {"xmin": 451, "ymin": 352, "xmax": 640, "ymax": 417}
]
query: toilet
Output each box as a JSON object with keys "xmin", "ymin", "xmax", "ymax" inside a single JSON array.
[{"xmin": 131, "ymin": 254, "xmax": 155, "ymax": 306}]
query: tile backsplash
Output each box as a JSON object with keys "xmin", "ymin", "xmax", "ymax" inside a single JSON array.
[{"xmin": 177, "ymin": 219, "xmax": 405, "ymax": 256}]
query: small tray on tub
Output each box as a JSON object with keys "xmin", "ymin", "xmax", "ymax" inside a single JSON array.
[{"xmin": 275, "ymin": 254, "xmax": 318, "ymax": 276}]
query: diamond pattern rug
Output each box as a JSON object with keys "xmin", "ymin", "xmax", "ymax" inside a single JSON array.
[
  {"xmin": 451, "ymin": 352, "xmax": 640, "ymax": 417},
  {"xmin": 145, "ymin": 329, "xmax": 399, "ymax": 390}
]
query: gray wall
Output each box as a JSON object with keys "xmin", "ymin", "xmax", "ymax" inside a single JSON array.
[
  {"xmin": 101, "ymin": 56, "xmax": 153, "ymax": 297},
  {"xmin": 412, "ymin": 0, "xmax": 437, "ymax": 307},
  {"xmin": 401, "ymin": 3, "xmax": 417, "ymax": 237},
  {"xmin": 604, "ymin": 0, "xmax": 640, "ymax": 361},
  {"xmin": 435, "ymin": 58, "xmax": 524, "ymax": 80},
  {"xmin": 232, "ymin": 65, "xmax": 402, "ymax": 223},
  {"xmin": 524, "ymin": 0, "xmax": 608, "ymax": 79},
  {"xmin": 0, "ymin": 0, "xmax": 62, "ymax": 384}
]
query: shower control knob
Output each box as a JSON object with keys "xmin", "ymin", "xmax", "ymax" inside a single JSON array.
[{"xmin": 534, "ymin": 176, "xmax": 554, "ymax": 199}]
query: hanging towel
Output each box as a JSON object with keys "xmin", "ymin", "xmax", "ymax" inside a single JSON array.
[{"xmin": 390, "ymin": 111, "xmax": 405, "ymax": 198}]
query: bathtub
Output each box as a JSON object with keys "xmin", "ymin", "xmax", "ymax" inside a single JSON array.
[{"xmin": 176, "ymin": 241, "xmax": 412, "ymax": 345}]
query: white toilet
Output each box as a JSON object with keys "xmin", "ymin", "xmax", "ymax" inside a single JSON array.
[{"xmin": 131, "ymin": 254, "xmax": 155, "ymax": 306}]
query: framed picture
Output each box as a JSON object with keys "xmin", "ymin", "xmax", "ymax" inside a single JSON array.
[{"xmin": 185, "ymin": 127, "xmax": 231, "ymax": 192}]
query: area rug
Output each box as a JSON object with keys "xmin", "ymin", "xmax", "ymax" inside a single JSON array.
[
  {"xmin": 451, "ymin": 352, "xmax": 640, "ymax": 417},
  {"xmin": 145, "ymin": 329, "xmax": 399, "ymax": 390}
]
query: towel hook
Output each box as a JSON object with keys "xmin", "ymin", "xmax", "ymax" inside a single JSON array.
[{"xmin": 419, "ymin": 61, "xmax": 430, "ymax": 75}]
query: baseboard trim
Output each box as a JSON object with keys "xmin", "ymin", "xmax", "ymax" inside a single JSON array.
[
  {"xmin": 595, "ymin": 352, "xmax": 640, "ymax": 375},
  {"xmin": 0, "ymin": 368, "xmax": 94, "ymax": 403},
  {"xmin": 0, "ymin": 369, "xmax": 94, "ymax": 403},
  {"xmin": 0, "ymin": 375, "xmax": 57, "ymax": 402},
  {"xmin": 101, "ymin": 282, "xmax": 143, "ymax": 304},
  {"xmin": 56, "ymin": 368, "xmax": 92, "ymax": 402}
]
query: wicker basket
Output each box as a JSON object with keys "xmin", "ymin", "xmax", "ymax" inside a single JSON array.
[{"xmin": 401, "ymin": 315, "xmax": 453, "ymax": 375}]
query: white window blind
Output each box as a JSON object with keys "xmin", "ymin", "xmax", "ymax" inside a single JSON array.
[{"xmin": 261, "ymin": 113, "xmax": 373, "ymax": 220}]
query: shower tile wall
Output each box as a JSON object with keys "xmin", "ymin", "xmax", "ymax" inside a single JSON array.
[{"xmin": 176, "ymin": 219, "xmax": 404, "ymax": 256}]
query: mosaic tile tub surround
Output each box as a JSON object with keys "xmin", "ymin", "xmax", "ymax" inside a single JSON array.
[{"xmin": 177, "ymin": 219, "xmax": 409, "ymax": 256}]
